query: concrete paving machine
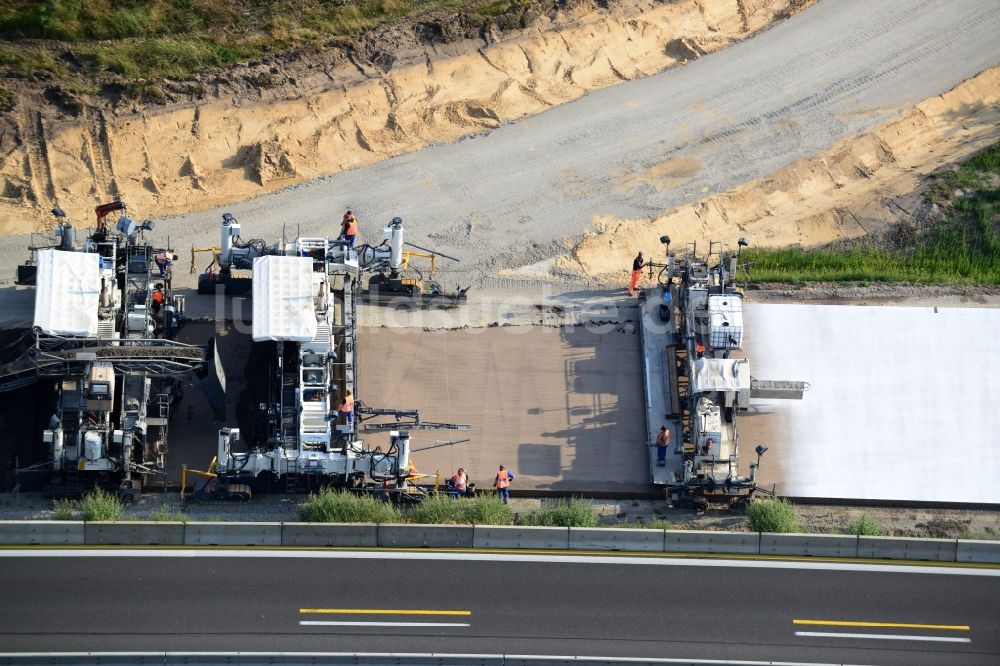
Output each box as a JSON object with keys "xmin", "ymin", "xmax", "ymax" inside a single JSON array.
[
  {"xmin": 0, "ymin": 202, "xmax": 220, "ymax": 498},
  {"xmin": 196, "ymin": 214, "xmax": 468, "ymax": 306},
  {"xmin": 15, "ymin": 207, "xmax": 77, "ymax": 286},
  {"xmin": 639, "ymin": 237, "xmax": 807, "ymax": 510},
  {"xmin": 200, "ymin": 216, "xmax": 468, "ymax": 499},
  {"xmin": 360, "ymin": 217, "xmax": 468, "ymax": 306}
]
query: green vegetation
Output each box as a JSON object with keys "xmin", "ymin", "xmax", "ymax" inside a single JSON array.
[
  {"xmin": 51, "ymin": 498, "xmax": 77, "ymax": 520},
  {"xmin": 87, "ymin": 38, "xmax": 259, "ymax": 80},
  {"xmin": 247, "ymin": 71, "xmax": 282, "ymax": 89},
  {"xmin": 520, "ymin": 497, "xmax": 600, "ymax": 528},
  {"xmin": 926, "ymin": 145, "xmax": 1000, "ymax": 203},
  {"xmin": 299, "ymin": 489, "xmax": 514, "ymax": 524},
  {"xmin": 0, "ymin": 0, "xmax": 541, "ymax": 81},
  {"xmin": 298, "ymin": 487, "xmax": 402, "ymax": 523},
  {"xmin": 959, "ymin": 526, "xmax": 998, "ymax": 541},
  {"xmin": 614, "ymin": 519, "xmax": 695, "ymax": 530},
  {"xmin": 473, "ymin": 0, "xmax": 538, "ymax": 27},
  {"xmin": 408, "ymin": 492, "xmax": 514, "ymax": 524},
  {"xmin": 66, "ymin": 82, "xmax": 97, "ymax": 96},
  {"xmin": 406, "ymin": 493, "xmax": 463, "ymax": 524},
  {"xmin": 78, "ymin": 488, "xmax": 124, "ymax": 521},
  {"xmin": 460, "ymin": 493, "xmax": 514, "ymax": 525},
  {"xmin": 0, "ymin": 44, "xmax": 66, "ymax": 76},
  {"xmin": 744, "ymin": 142, "xmax": 1000, "ymax": 285},
  {"xmin": 847, "ymin": 512, "xmax": 885, "ymax": 537},
  {"xmin": 745, "ymin": 497, "xmax": 800, "ymax": 533},
  {"xmin": 151, "ymin": 506, "xmax": 190, "ymax": 522},
  {"xmin": 52, "ymin": 488, "xmax": 124, "ymax": 521}
]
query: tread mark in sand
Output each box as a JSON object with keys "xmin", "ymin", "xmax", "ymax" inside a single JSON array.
[
  {"xmin": 18, "ymin": 107, "xmax": 57, "ymax": 210},
  {"xmin": 82, "ymin": 108, "xmax": 120, "ymax": 200}
]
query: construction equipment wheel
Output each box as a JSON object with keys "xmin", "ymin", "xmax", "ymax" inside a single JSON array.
[
  {"xmin": 225, "ymin": 483, "xmax": 252, "ymax": 502},
  {"xmin": 730, "ymin": 496, "xmax": 751, "ymax": 512}
]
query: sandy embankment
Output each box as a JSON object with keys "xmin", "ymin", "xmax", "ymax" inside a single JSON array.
[
  {"xmin": 560, "ymin": 66, "xmax": 1000, "ymax": 282},
  {"xmin": 0, "ymin": 0, "xmax": 814, "ymax": 235}
]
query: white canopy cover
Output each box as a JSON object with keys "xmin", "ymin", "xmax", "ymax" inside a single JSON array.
[
  {"xmin": 33, "ymin": 249, "xmax": 100, "ymax": 337},
  {"xmin": 252, "ymin": 255, "xmax": 317, "ymax": 342},
  {"xmin": 692, "ymin": 357, "xmax": 750, "ymax": 393}
]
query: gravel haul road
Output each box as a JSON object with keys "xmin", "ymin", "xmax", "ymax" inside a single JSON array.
[{"xmin": 1, "ymin": 0, "xmax": 999, "ymax": 287}]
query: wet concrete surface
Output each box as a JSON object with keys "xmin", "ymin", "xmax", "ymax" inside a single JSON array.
[{"xmin": 357, "ymin": 324, "xmax": 650, "ymax": 494}]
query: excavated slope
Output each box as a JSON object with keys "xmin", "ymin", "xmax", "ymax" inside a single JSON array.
[
  {"xmin": 0, "ymin": 0, "xmax": 810, "ymax": 234},
  {"xmin": 0, "ymin": 0, "xmax": 996, "ymax": 295},
  {"xmin": 564, "ymin": 67, "xmax": 1000, "ymax": 281}
]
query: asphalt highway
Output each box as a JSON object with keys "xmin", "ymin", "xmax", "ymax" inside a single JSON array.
[{"xmin": 0, "ymin": 550, "xmax": 997, "ymax": 665}]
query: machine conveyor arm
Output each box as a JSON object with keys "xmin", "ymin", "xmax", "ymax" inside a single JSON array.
[
  {"xmin": 749, "ymin": 378, "xmax": 809, "ymax": 400},
  {"xmin": 360, "ymin": 421, "xmax": 471, "ymax": 432},
  {"xmin": 357, "ymin": 404, "xmax": 470, "ymax": 431}
]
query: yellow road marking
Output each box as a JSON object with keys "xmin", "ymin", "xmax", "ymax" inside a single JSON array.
[
  {"xmin": 793, "ymin": 619, "xmax": 969, "ymax": 631},
  {"xmin": 300, "ymin": 608, "xmax": 471, "ymax": 616}
]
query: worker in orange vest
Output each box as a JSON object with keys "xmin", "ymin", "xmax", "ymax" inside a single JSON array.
[
  {"xmin": 341, "ymin": 210, "xmax": 359, "ymax": 248},
  {"xmin": 338, "ymin": 390, "xmax": 355, "ymax": 426},
  {"xmin": 627, "ymin": 252, "xmax": 644, "ymax": 296},
  {"xmin": 656, "ymin": 425, "xmax": 670, "ymax": 466},
  {"xmin": 150, "ymin": 285, "xmax": 165, "ymax": 314},
  {"xmin": 449, "ymin": 467, "xmax": 468, "ymax": 499},
  {"xmin": 494, "ymin": 464, "xmax": 515, "ymax": 504}
]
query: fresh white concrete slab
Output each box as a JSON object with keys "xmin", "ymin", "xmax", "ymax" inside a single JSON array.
[{"xmin": 742, "ymin": 304, "xmax": 1000, "ymax": 504}]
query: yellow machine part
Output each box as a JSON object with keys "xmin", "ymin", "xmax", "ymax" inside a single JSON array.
[
  {"xmin": 401, "ymin": 250, "xmax": 438, "ymax": 279},
  {"xmin": 191, "ymin": 247, "xmax": 220, "ymax": 273}
]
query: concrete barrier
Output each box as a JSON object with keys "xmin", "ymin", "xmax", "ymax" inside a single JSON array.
[
  {"xmin": 85, "ymin": 521, "xmax": 184, "ymax": 545},
  {"xmin": 664, "ymin": 530, "xmax": 759, "ymax": 555},
  {"xmin": 858, "ymin": 536, "xmax": 958, "ymax": 562},
  {"xmin": 760, "ymin": 533, "xmax": 859, "ymax": 558},
  {"xmin": 956, "ymin": 539, "xmax": 1000, "ymax": 564},
  {"xmin": 473, "ymin": 525, "xmax": 569, "ymax": 550},
  {"xmin": 377, "ymin": 524, "xmax": 474, "ymax": 548},
  {"xmin": 184, "ymin": 522, "xmax": 282, "ymax": 546},
  {"xmin": 282, "ymin": 522, "xmax": 378, "ymax": 547},
  {"xmin": 569, "ymin": 528, "xmax": 665, "ymax": 552},
  {"xmin": 0, "ymin": 520, "xmax": 84, "ymax": 545}
]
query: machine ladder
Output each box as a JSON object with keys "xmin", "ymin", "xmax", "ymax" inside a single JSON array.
[{"xmin": 343, "ymin": 284, "xmax": 357, "ymax": 411}]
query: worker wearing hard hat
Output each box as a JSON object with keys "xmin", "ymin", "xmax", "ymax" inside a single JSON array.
[
  {"xmin": 656, "ymin": 425, "xmax": 670, "ymax": 466},
  {"xmin": 494, "ymin": 464, "xmax": 516, "ymax": 504}
]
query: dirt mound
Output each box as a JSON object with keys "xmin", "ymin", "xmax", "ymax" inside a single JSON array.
[
  {"xmin": 560, "ymin": 66, "xmax": 1000, "ymax": 282},
  {"xmin": 0, "ymin": 0, "xmax": 815, "ymax": 235}
]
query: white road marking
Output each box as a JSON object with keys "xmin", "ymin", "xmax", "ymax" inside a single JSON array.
[
  {"xmin": 796, "ymin": 631, "xmax": 971, "ymax": 643},
  {"xmin": 0, "ymin": 653, "xmax": 871, "ymax": 665},
  {"xmin": 300, "ymin": 620, "xmax": 470, "ymax": 628},
  {"xmin": 1, "ymin": 548, "xmax": 997, "ymax": 577}
]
